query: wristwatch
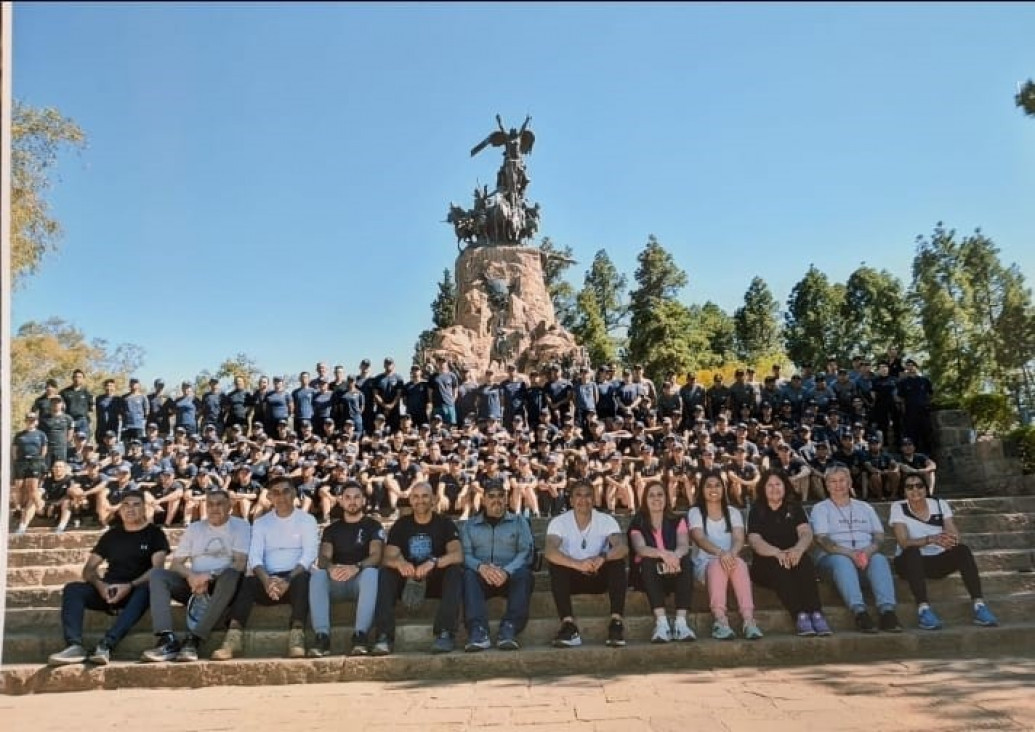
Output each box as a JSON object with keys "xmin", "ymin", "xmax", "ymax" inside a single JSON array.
[{"xmin": 429, "ymin": 556, "xmax": 439, "ymax": 567}]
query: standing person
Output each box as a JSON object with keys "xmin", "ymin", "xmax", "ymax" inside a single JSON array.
[
  {"xmin": 291, "ymin": 371, "xmax": 317, "ymax": 435},
  {"xmin": 544, "ymin": 481, "xmax": 629, "ymax": 648},
  {"xmin": 41, "ymin": 396, "xmax": 75, "ymax": 467},
  {"xmin": 627, "ymin": 483, "xmax": 696, "ymax": 644},
  {"xmin": 212, "ymin": 476, "xmax": 318, "ymax": 660},
  {"xmin": 810, "ymin": 466, "xmax": 903, "ymax": 634},
  {"xmin": 263, "ymin": 377, "xmax": 291, "ymax": 436},
  {"xmin": 338, "ymin": 375, "xmax": 366, "ymax": 436},
  {"xmin": 226, "ymin": 375, "xmax": 254, "ymax": 432},
  {"xmin": 500, "ymin": 364, "xmax": 528, "ymax": 428},
  {"xmin": 897, "ymin": 359, "xmax": 935, "ymax": 454},
  {"xmin": 61, "ymin": 369, "xmax": 94, "ymax": 438},
  {"xmin": 403, "ymin": 364, "xmax": 431, "ymax": 427},
  {"xmin": 431, "ymin": 357, "xmax": 460, "ymax": 426},
  {"xmin": 148, "ymin": 379, "xmax": 172, "ymax": 437},
  {"xmin": 374, "ymin": 357, "xmax": 405, "ymax": 432},
  {"xmin": 94, "ymin": 379, "xmax": 123, "ymax": 444},
  {"xmin": 142, "ymin": 489, "xmax": 250, "ymax": 662},
  {"xmin": 12, "ymin": 412, "xmax": 49, "ymax": 535},
  {"xmin": 889, "ymin": 475, "xmax": 998, "ymax": 630},
  {"xmin": 122, "ymin": 378, "xmax": 151, "ymax": 446},
  {"xmin": 172, "ymin": 382, "xmax": 201, "ymax": 436},
  {"xmin": 688, "ymin": 473, "xmax": 762, "ymax": 640},
  {"xmin": 370, "ymin": 481, "xmax": 464, "ymax": 655},
  {"xmin": 48, "ymin": 491, "xmax": 169, "ymax": 666},
  {"xmin": 747, "ymin": 471, "xmax": 833, "ymax": 636},
  {"xmin": 356, "ymin": 359, "xmax": 377, "ymax": 434},
  {"xmin": 459, "ymin": 480, "xmax": 535, "ymax": 651},
  {"xmin": 308, "ymin": 481, "xmax": 384, "ymax": 657}
]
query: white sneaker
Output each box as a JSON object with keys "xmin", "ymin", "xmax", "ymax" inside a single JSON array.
[
  {"xmin": 651, "ymin": 618, "xmax": 672, "ymax": 643},
  {"xmin": 672, "ymin": 617, "xmax": 697, "ymax": 642}
]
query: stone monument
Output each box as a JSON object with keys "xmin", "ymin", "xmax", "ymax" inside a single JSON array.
[{"xmin": 426, "ymin": 115, "xmax": 583, "ymax": 376}]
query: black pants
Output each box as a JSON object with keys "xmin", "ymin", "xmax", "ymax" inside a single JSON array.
[
  {"xmin": 638, "ymin": 556, "xmax": 694, "ymax": 611},
  {"xmin": 374, "ymin": 564, "xmax": 462, "ymax": 640},
  {"xmin": 549, "ymin": 560, "xmax": 626, "ymax": 620},
  {"xmin": 893, "ymin": 545, "xmax": 982, "ymax": 605},
  {"xmin": 226, "ymin": 572, "xmax": 310, "ymax": 628},
  {"xmin": 750, "ymin": 554, "xmax": 822, "ymax": 619}
]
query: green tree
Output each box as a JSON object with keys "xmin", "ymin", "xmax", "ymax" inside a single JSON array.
[
  {"xmin": 783, "ymin": 265, "xmax": 847, "ymax": 368},
  {"xmin": 910, "ymin": 223, "xmax": 1035, "ymax": 405},
  {"xmin": 841, "ymin": 265, "xmax": 917, "ymax": 357},
  {"xmin": 733, "ymin": 276, "xmax": 782, "ymax": 363},
  {"xmin": 10, "ymin": 318, "xmax": 144, "ymax": 425},
  {"xmin": 413, "ymin": 268, "xmax": 458, "ymax": 364},
  {"xmin": 582, "ymin": 249, "xmax": 627, "ymax": 333},
  {"xmin": 627, "ymin": 235, "xmax": 692, "ymax": 379},
  {"xmin": 1017, "ymin": 79, "xmax": 1035, "ymax": 117},
  {"xmin": 571, "ymin": 287, "xmax": 616, "ymax": 366},
  {"xmin": 11, "ymin": 101, "xmax": 87, "ymax": 287},
  {"xmin": 213, "ymin": 353, "xmax": 265, "ymax": 384},
  {"xmin": 539, "ymin": 237, "xmax": 578, "ymax": 329},
  {"xmin": 689, "ymin": 301, "xmax": 736, "ymax": 368}
]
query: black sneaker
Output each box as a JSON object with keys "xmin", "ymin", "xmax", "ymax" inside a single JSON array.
[
  {"xmin": 552, "ymin": 620, "xmax": 582, "ymax": 648},
  {"xmin": 141, "ymin": 633, "xmax": 181, "ymax": 663},
  {"xmin": 855, "ymin": 611, "xmax": 877, "ymax": 634},
  {"xmin": 175, "ymin": 635, "xmax": 200, "ymax": 662},
  {"xmin": 606, "ymin": 618, "xmax": 627, "ymax": 648},
  {"xmin": 879, "ymin": 610, "xmax": 903, "ymax": 633},
  {"xmin": 349, "ymin": 631, "xmax": 370, "ymax": 657},
  {"xmin": 308, "ymin": 632, "xmax": 331, "ymax": 657}
]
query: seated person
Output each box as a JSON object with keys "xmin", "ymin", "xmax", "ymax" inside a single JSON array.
[
  {"xmin": 308, "ymin": 481, "xmax": 384, "ymax": 657},
  {"xmin": 810, "ymin": 466, "xmax": 902, "ymax": 634},
  {"xmin": 142, "ymin": 489, "xmax": 249, "ymax": 662},
  {"xmin": 48, "ymin": 491, "xmax": 169, "ymax": 665},
  {"xmin": 38, "ymin": 460, "xmax": 78, "ymax": 533},
  {"xmin": 688, "ymin": 472, "xmax": 761, "ymax": 640},
  {"xmin": 459, "ymin": 480, "xmax": 535, "ymax": 651},
  {"xmin": 889, "ymin": 474, "xmax": 997, "ymax": 630},
  {"xmin": 370, "ymin": 481, "xmax": 464, "ymax": 655},
  {"xmin": 544, "ymin": 481, "xmax": 629, "ymax": 648},
  {"xmin": 628, "ymin": 483, "xmax": 695, "ymax": 643}
]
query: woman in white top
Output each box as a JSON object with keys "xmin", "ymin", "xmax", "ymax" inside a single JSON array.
[
  {"xmin": 888, "ymin": 473, "xmax": 998, "ymax": 630},
  {"xmin": 688, "ymin": 472, "xmax": 762, "ymax": 640}
]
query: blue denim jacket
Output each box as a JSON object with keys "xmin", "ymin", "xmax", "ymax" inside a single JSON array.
[{"xmin": 460, "ymin": 511, "xmax": 533, "ymax": 576}]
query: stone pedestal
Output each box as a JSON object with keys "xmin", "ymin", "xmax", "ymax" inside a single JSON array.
[
  {"xmin": 933, "ymin": 409, "xmax": 1026, "ymax": 493},
  {"xmin": 426, "ymin": 245, "xmax": 582, "ymax": 376}
]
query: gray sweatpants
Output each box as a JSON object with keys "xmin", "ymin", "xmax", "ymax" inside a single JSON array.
[{"xmin": 149, "ymin": 567, "xmax": 242, "ymax": 641}]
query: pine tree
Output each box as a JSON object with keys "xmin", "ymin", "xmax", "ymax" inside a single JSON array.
[
  {"xmin": 783, "ymin": 265, "xmax": 846, "ymax": 368},
  {"xmin": 627, "ymin": 235, "xmax": 693, "ymax": 379},
  {"xmin": 733, "ymin": 276, "xmax": 782, "ymax": 363}
]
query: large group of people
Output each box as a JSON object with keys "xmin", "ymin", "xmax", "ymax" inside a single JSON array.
[{"xmin": 24, "ymin": 352, "xmax": 1000, "ymax": 666}]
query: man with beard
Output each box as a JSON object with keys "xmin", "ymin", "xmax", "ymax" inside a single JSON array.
[{"xmin": 307, "ymin": 481, "xmax": 384, "ymax": 657}]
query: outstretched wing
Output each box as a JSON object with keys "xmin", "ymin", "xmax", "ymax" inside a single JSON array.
[
  {"xmin": 519, "ymin": 129, "xmax": 535, "ymax": 155},
  {"xmin": 470, "ymin": 130, "xmax": 509, "ymax": 157}
]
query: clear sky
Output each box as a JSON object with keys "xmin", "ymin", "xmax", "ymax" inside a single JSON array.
[{"xmin": 11, "ymin": 2, "xmax": 1035, "ymax": 388}]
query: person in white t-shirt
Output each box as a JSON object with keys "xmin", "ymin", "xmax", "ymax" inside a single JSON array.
[
  {"xmin": 142, "ymin": 489, "xmax": 250, "ymax": 662},
  {"xmin": 544, "ymin": 481, "xmax": 629, "ymax": 648},
  {"xmin": 811, "ymin": 465, "xmax": 902, "ymax": 634},
  {"xmin": 213, "ymin": 476, "xmax": 319, "ymax": 660},
  {"xmin": 888, "ymin": 474, "xmax": 998, "ymax": 630},
  {"xmin": 688, "ymin": 472, "xmax": 761, "ymax": 641}
]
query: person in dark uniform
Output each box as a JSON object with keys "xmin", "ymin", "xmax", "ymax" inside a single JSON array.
[
  {"xmin": 41, "ymin": 396, "xmax": 75, "ymax": 467},
  {"xmin": 172, "ymin": 382, "xmax": 202, "ymax": 436},
  {"xmin": 13, "ymin": 412, "xmax": 49, "ymax": 534},
  {"xmin": 94, "ymin": 379, "xmax": 123, "ymax": 444},
  {"xmin": 61, "ymin": 369, "xmax": 95, "ymax": 438},
  {"xmin": 226, "ymin": 375, "xmax": 254, "ymax": 432},
  {"xmin": 374, "ymin": 357, "xmax": 405, "ymax": 432},
  {"xmin": 403, "ymin": 364, "xmax": 431, "ymax": 427},
  {"xmin": 122, "ymin": 378, "xmax": 151, "ymax": 447}
]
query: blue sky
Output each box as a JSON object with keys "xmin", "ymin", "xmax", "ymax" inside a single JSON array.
[{"xmin": 11, "ymin": 2, "xmax": 1035, "ymax": 387}]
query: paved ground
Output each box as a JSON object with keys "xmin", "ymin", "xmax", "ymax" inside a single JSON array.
[{"xmin": 2, "ymin": 656, "xmax": 1033, "ymax": 731}]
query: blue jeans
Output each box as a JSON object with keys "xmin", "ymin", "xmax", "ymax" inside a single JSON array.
[
  {"xmin": 462, "ymin": 566, "xmax": 534, "ymax": 634},
  {"xmin": 61, "ymin": 581, "xmax": 151, "ymax": 648},
  {"xmin": 309, "ymin": 567, "xmax": 379, "ymax": 635},
  {"xmin": 817, "ymin": 552, "xmax": 897, "ymax": 613}
]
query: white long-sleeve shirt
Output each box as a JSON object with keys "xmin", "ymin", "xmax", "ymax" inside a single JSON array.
[{"xmin": 248, "ymin": 508, "xmax": 319, "ymax": 574}]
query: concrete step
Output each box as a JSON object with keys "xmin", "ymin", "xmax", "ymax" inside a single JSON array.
[
  {"xmin": 4, "ymin": 593, "xmax": 1031, "ymax": 665},
  {"xmin": 11, "ymin": 527, "xmax": 1035, "ymax": 568},
  {"xmin": 10, "ymin": 546, "xmax": 1034, "ymax": 589},
  {"xmin": 4, "ymin": 621, "xmax": 1034, "ymax": 695},
  {"xmin": 10, "ymin": 495, "xmax": 1035, "ymax": 551},
  {"xmin": 8, "ymin": 568, "xmax": 1033, "ymax": 612}
]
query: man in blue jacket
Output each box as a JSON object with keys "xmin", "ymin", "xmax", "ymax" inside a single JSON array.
[{"xmin": 459, "ymin": 481, "xmax": 534, "ymax": 651}]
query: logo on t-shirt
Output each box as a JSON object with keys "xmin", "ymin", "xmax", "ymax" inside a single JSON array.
[{"xmin": 408, "ymin": 533, "xmax": 432, "ymax": 562}]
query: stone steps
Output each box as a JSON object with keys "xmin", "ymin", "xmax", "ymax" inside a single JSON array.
[
  {"xmin": 5, "ymin": 592, "xmax": 1031, "ymax": 665},
  {"xmin": 7, "ymin": 568, "xmax": 1033, "ymax": 612},
  {"xmin": 7, "ymin": 547, "xmax": 1035, "ymax": 589},
  {"xmin": 4, "ymin": 621, "xmax": 1034, "ymax": 696}
]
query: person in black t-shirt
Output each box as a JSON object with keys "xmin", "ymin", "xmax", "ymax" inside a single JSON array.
[
  {"xmin": 308, "ymin": 481, "xmax": 385, "ymax": 657},
  {"xmin": 746, "ymin": 471, "xmax": 831, "ymax": 637},
  {"xmin": 48, "ymin": 491, "xmax": 170, "ymax": 666},
  {"xmin": 370, "ymin": 481, "xmax": 463, "ymax": 655}
]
